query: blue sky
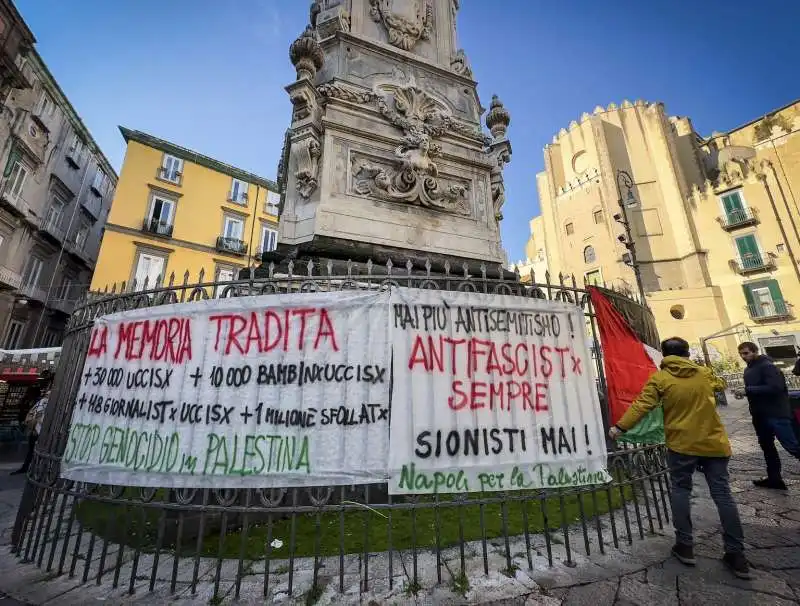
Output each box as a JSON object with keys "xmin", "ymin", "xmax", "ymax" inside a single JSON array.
[{"xmin": 16, "ymin": 0, "xmax": 800, "ymax": 261}]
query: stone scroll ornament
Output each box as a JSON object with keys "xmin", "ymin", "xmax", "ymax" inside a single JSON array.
[
  {"xmin": 294, "ymin": 138, "xmax": 321, "ymax": 199},
  {"xmin": 368, "ymin": 0, "xmax": 433, "ymax": 51}
]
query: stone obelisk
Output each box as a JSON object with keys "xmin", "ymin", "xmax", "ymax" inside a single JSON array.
[{"xmin": 264, "ymin": 0, "xmax": 512, "ymax": 276}]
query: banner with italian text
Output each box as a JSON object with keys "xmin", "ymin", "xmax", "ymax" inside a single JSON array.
[
  {"xmin": 387, "ymin": 287, "xmax": 610, "ymax": 494},
  {"xmin": 61, "ymin": 290, "xmax": 392, "ymax": 488}
]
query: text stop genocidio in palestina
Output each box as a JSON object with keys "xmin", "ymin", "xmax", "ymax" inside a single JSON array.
[
  {"xmin": 75, "ymin": 304, "xmax": 391, "ymax": 480},
  {"xmin": 394, "ymin": 301, "xmax": 588, "ymax": 456}
]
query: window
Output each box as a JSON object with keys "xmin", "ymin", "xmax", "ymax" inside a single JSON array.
[
  {"xmin": 215, "ymin": 267, "xmax": 236, "ymax": 298},
  {"xmin": 36, "ymin": 92, "xmax": 54, "ymax": 117},
  {"xmin": 45, "ymin": 195, "xmax": 65, "ymax": 230},
  {"xmin": 229, "ymin": 178, "xmax": 249, "ymax": 204},
  {"xmin": 67, "ymin": 135, "xmax": 86, "ymax": 166},
  {"xmin": 74, "ymin": 224, "xmax": 89, "ymax": 249},
  {"xmin": 670, "ymin": 305, "xmax": 685, "ymax": 320},
  {"xmin": 92, "ymin": 169, "xmax": 108, "ymax": 196},
  {"xmin": 3, "ymin": 320, "xmax": 25, "ymax": 349},
  {"xmin": 42, "ymin": 329, "xmax": 61, "ymax": 348},
  {"xmin": 265, "ymin": 190, "xmax": 280, "ymax": 215},
  {"xmin": 565, "ymin": 222, "xmax": 574, "ymax": 236},
  {"xmin": 721, "ymin": 190, "xmax": 749, "ymax": 224},
  {"xmin": 5, "ymin": 160, "xmax": 28, "ymax": 200},
  {"xmin": 260, "ymin": 226, "xmax": 277, "ymax": 254},
  {"xmin": 160, "ymin": 154, "xmax": 183, "ymax": 183},
  {"xmin": 22, "ymin": 257, "xmax": 43, "ymax": 288},
  {"xmin": 593, "ymin": 210, "xmax": 604, "ymax": 224},
  {"xmin": 223, "ymin": 216, "xmax": 245, "ymax": 241},
  {"xmin": 134, "ymin": 253, "xmax": 165, "ymax": 291},
  {"xmin": 58, "ymin": 278, "xmax": 74, "ymax": 300},
  {"xmin": 583, "ymin": 245, "xmax": 596, "ymax": 264},
  {"xmin": 147, "ymin": 195, "xmax": 174, "ymax": 233},
  {"xmin": 743, "ymin": 280, "xmax": 787, "ymax": 319},
  {"xmin": 585, "ymin": 270, "xmax": 602, "ymax": 286},
  {"xmin": 734, "ymin": 234, "xmax": 763, "ymax": 269}
]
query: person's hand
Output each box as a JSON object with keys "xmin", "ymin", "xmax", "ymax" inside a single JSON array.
[{"xmin": 608, "ymin": 426, "xmax": 624, "ymax": 441}]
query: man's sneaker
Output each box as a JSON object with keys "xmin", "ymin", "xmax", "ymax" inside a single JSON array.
[
  {"xmin": 723, "ymin": 552, "xmax": 751, "ymax": 579},
  {"xmin": 671, "ymin": 543, "xmax": 696, "ymax": 566},
  {"xmin": 753, "ymin": 477, "xmax": 788, "ymax": 490}
]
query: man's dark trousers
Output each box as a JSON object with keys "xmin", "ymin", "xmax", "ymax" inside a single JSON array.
[{"xmin": 753, "ymin": 415, "xmax": 800, "ymax": 481}]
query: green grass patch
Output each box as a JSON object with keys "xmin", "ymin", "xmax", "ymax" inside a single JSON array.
[{"xmin": 74, "ymin": 486, "xmax": 632, "ymax": 560}]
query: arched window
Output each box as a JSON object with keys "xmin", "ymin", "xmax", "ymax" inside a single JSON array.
[{"xmin": 583, "ymin": 245, "xmax": 596, "ymax": 264}]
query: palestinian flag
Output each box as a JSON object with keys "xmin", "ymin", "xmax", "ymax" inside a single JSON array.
[{"xmin": 589, "ymin": 287, "xmax": 665, "ymax": 444}]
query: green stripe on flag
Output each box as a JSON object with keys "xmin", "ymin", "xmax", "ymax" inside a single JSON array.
[{"xmin": 618, "ymin": 408, "xmax": 665, "ymax": 445}]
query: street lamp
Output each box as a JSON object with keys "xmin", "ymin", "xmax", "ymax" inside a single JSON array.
[{"xmin": 614, "ymin": 170, "xmax": 647, "ymax": 307}]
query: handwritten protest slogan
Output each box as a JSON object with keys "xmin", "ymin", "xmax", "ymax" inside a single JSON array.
[
  {"xmin": 388, "ymin": 287, "xmax": 611, "ymax": 494},
  {"xmin": 61, "ymin": 290, "xmax": 392, "ymax": 488}
]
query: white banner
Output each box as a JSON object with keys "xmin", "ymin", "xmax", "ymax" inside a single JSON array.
[
  {"xmin": 388, "ymin": 287, "xmax": 610, "ymax": 494},
  {"xmin": 61, "ymin": 290, "xmax": 392, "ymax": 488}
]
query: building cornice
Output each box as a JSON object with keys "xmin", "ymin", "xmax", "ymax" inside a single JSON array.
[
  {"xmin": 28, "ymin": 51, "xmax": 117, "ymax": 182},
  {"xmin": 119, "ymin": 127, "xmax": 279, "ymax": 192}
]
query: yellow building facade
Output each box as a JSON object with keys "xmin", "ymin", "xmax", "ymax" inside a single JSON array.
[
  {"xmin": 91, "ymin": 128, "xmax": 279, "ymax": 292},
  {"xmin": 530, "ymin": 99, "xmax": 800, "ymax": 366}
]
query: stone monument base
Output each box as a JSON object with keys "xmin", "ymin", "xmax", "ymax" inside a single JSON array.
[{"xmin": 252, "ymin": 235, "xmax": 517, "ymax": 280}]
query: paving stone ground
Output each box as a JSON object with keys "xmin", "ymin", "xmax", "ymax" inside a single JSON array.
[{"xmin": 0, "ymin": 395, "xmax": 797, "ymax": 604}]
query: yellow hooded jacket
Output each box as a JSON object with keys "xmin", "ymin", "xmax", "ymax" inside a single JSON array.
[{"xmin": 616, "ymin": 356, "xmax": 731, "ymax": 457}]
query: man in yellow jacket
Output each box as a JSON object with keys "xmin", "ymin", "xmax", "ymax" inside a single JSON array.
[{"xmin": 608, "ymin": 337, "xmax": 749, "ymax": 579}]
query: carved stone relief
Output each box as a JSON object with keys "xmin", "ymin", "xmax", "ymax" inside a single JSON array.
[
  {"xmin": 294, "ymin": 138, "xmax": 322, "ymax": 199},
  {"xmin": 351, "ymin": 152, "xmax": 470, "ymax": 216},
  {"xmin": 450, "ymin": 49, "xmax": 473, "ymax": 79},
  {"xmin": 319, "ymin": 82, "xmax": 483, "ymax": 216},
  {"xmin": 333, "ymin": 140, "xmax": 347, "ymax": 193},
  {"xmin": 368, "ymin": 0, "xmax": 433, "ymax": 51},
  {"xmin": 475, "ymin": 177, "xmax": 487, "ymax": 222}
]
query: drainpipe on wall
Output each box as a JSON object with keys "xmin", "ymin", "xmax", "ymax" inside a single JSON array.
[
  {"xmin": 758, "ymin": 171, "xmax": 800, "ymax": 286},
  {"xmin": 246, "ymin": 183, "xmax": 261, "ymax": 271},
  {"xmin": 764, "ymin": 159, "xmax": 800, "ymax": 261}
]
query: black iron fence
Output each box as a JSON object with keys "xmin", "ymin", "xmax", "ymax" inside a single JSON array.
[{"xmin": 12, "ymin": 259, "xmax": 668, "ymax": 602}]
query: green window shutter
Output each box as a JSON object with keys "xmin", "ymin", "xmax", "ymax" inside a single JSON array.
[
  {"xmin": 742, "ymin": 284, "xmax": 755, "ymax": 307},
  {"xmin": 735, "ymin": 235, "xmax": 760, "ymax": 258},
  {"xmin": 722, "ymin": 192, "xmax": 743, "ymax": 214},
  {"xmin": 3, "ymin": 147, "xmax": 19, "ymax": 178},
  {"xmin": 766, "ymin": 279, "xmax": 784, "ymax": 303}
]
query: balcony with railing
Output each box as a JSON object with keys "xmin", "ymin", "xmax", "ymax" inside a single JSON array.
[
  {"xmin": 216, "ymin": 236, "xmax": 248, "ymax": 256},
  {"xmin": 730, "ymin": 254, "xmax": 776, "ymax": 275},
  {"xmin": 718, "ymin": 207, "xmax": 759, "ymax": 231},
  {"xmin": 0, "ymin": 266, "xmax": 22, "ymax": 289},
  {"xmin": 747, "ymin": 300, "xmax": 793, "ymax": 321},
  {"xmin": 48, "ymin": 285, "xmax": 81, "ymax": 315},
  {"xmin": 39, "ymin": 214, "xmax": 65, "ymax": 243},
  {"xmin": 0, "ymin": 179, "xmax": 36, "ymax": 224},
  {"xmin": 142, "ymin": 217, "xmax": 174, "ymax": 238},
  {"xmin": 18, "ymin": 281, "xmax": 47, "ymax": 303}
]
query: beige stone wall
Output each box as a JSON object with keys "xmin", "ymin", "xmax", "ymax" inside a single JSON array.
[{"xmin": 530, "ymin": 98, "xmax": 800, "ymax": 360}]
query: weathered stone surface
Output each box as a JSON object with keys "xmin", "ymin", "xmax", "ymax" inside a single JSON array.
[
  {"xmin": 747, "ymin": 547, "xmax": 800, "ymax": 570},
  {"xmin": 561, "ymin": 579, "xmax": 618, "ymax": 605},
  {"xmin": 617, "ymin": 574, "xmax": 678, "ymax": 606},
  {"xmin": 678, "ymin": 575, "xmax": 797, "ymax": 606}
]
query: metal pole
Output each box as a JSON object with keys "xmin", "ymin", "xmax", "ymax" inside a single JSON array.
[{"xmin": 615, "ymin": 170, "xmax": 647, "ymax": 307}]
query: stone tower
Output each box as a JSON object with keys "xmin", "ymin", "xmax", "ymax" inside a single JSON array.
[{"xmin": 268, "ymin": 0, "xmax": 512, "ymax": 274}]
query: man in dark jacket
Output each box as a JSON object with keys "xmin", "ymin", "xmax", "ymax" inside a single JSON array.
[{"xmin": 736, "ymin": 342, "xmax": 800, "ymax": 489}]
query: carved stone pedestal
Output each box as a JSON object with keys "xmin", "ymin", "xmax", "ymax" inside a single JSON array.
[{"xmin": 265, "ymin": 1, "xmax": 513, "ymax": 278}]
